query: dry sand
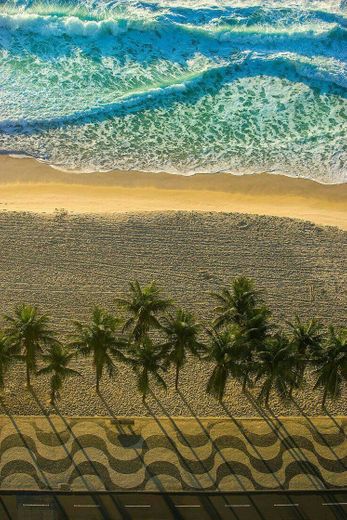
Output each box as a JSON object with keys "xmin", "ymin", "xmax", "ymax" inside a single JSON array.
[
  {"xmin": 0, "ymin": 209, "xmax": 345, "ymax": 417},
  {"xmin": 0, "ymin": 155, "xmax": 346, "ymax": 416},
  {"xmin": 0, "ymin": 156, "xmax": 346, "ymax": 229}
]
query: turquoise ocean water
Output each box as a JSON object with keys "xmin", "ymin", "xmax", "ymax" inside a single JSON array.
[{"xmin": 0, "ymin": 0, "xmax": 346, "ymax": 182}]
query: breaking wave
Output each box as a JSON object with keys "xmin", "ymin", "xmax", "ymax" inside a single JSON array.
[{"xmin": 0, "ymin": 0, "xmax": 346, "ymax": 182}]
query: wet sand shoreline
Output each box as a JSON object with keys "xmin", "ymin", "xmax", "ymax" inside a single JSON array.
[
  {"xmin": 0, "ymin": 156, "xmax": 346, "ymax": 229},
  {"xmin": 0, "ymin": 155, "xmax": 345, "ymax": 415}
]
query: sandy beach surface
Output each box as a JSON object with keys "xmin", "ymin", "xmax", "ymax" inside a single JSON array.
[
  {"xmin": 0, "ymin": 206, "xmax": 345, "ymax": 416},
  {"xmin": 0, "ymin": 156, "xmax": 346, "ymax": 229},
  {"xmin": 0, "ymin": 155, "xmax": 345, "ymax": 416}
]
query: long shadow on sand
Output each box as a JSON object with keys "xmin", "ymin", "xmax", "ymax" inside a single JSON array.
[
  {"xmin": 239, "ymin": 393, "xmax": 326, "ymax": 490},
  {"xmin": 220, "ymin": 397, "xmax": 322, "ymax": 520}
]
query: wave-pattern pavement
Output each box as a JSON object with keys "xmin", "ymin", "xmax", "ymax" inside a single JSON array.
[
  {"xmin": 0, "ymin": 0, "xmax": 346, "ymax": 182},
  {"xmin": 0, "ymin": 415, "xmax": 346, "ymax": 491}
]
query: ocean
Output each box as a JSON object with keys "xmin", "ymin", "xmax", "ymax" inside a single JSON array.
[{"xmin": 0, "ymin": 0, "xmax": 346, "ymax": 183}]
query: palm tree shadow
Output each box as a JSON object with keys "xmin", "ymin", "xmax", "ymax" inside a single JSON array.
[
  {"xmin": 0, "ymin": 398, "xmax": 51, "ymax": 489},
  {"xmin": 97, "ymin": 391, "xmax": 185, "ymax": 520},
  {"xmin": 30, "ymin": 390, "xmax": 129, "ymax": 520},
  {"xmin": 267, "ymin": 397, "xmax": 347, "ymax": 519},
  {"xmin": 142, "ymin": 400, "xmax": 201, "ymax": 487},
  {"xmin": 323, "ymin": 407, "xmax": 346, "ymax": 438},
  {"xmin": 290, "ymin": 398, "xmax": 347, "ymax": 472},
  {"xmin": 178, "ymin": 390, "xmax": 247, "ymax": 478},
  {"xmin": 241, "ymin": 392, "xmax": 326, "ymax": 491},
  {"xmin": 94, "ymin": 393, "xmax": 127, "ymax": 435},
  {"xmin": 144, "ymin": 396, "xmax": 226, "ymax": 520},
  {"xmin": 176, "ymin": 390, "xmax": 267, "ymax": 520},
  {"xmin": 0, "ymin": 397, "xmax": 69, "ymax": 520},
  {"xmin": 29, "ymin": 391, "xmax": 91, "ymax": 488},
  {"xmin": 150, "ymin": 394, "xmax": 218, "ymax": 488},
  {"xmin": 217, "ymin": 400, "xmax": 285, "ymax": 490},
  {"xmin": 53, "ymin": 402, "xmax": 103, "ymax": 486},
  {"xmin": 221, "ymin": 397, "xmax": 318, "ymax": 520},
  {"xmin": 243, "ymin": 389, "xmax": 347, "ymax": 517},
  {"xmin": 0, "ymin": 497, "xmax": 11, "ymax": 520},
  {"xmin": 256, "ymin": 394, "xmax": 345, "ymax": 518}
]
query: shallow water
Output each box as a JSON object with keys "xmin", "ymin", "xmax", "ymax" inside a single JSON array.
[{"xmin": 0, "ymin": 0, "xmax": 346, "ymax": 182}]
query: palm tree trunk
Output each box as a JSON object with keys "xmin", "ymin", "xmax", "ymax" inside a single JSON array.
[
  {"xmin": 96, "ymin": 374, "xmax": 100, "ymax": 394},
  {"xmin": 322, "ymin": 386, "xmax": 328, "ymax": 408},
  {"xmin": 175, "ymin": 365, "xmax": 179, "ymax": 391},
  {"xmin": 26, "ymin": 364, "xmax": 31, "ymax": 388}
]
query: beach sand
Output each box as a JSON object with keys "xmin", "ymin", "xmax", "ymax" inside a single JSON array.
[
  {"xmin": 0, "ymin": 155, "xmax": 346, "ymax": 416},
  {"xmin": 0, "ymin": 208, "xmax": 345, "ymax": 416},
  {"xmin": 0, "ymin": 156, "xmax": 346, "ymax": 229}
]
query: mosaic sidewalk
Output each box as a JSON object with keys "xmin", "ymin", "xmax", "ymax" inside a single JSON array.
[{"xmin": 0, "ymin": 415, "xmax": 346, "ymax": 492}]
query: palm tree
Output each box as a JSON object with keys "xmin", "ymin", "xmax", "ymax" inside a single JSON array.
[
  {"xmin": 212, "ymin": 277, "xmax": 271, "ymax": 352},
  {"xmin": 288, "ymin": 316, "xmax": 324, "ymax": 390},
  {"xmin": 5, "ymin": 304, "xmax": 56, "ymax": 388},
  {"xmin": 254, "ymin": 333, "xmax": 299, "ymax": 406},
  {"xmin": 125, "ymin": 336, "xmax": 167, "ymax": 401},
  {"xmin": 314, "ymin": 326, "xmax": 347, "ymax": 407},
  {"xmin": 203, "ymin": 327, "xmax": 249, "ymax": 403},
  {"xmin": 37, "ymin": 343, "xmax": 80, "ymax": 404},
  {"xmin": 211, "ymin": 276, "xmax": 259, "ymax": 329},
  {"xmin": 72, "ymin": 307, "xmax": 126, "ymax": 393},
  {"xmin": 116, "ymin": 280, "xmax": 172, "ymax": 341},
  {"xmin": 161, "ymin": 308, "xmax": 201, "ymax": 390},
  {"xmin": 0, "ymin": 332, "xmax": 19, "ymax": 391},
  {"xmin": 241, "ymin": 306, "xmax": 272, "ymax": 350},
  {"xmin": 289, "ymin": 316, "xmax": 323, "ymax": 357}
]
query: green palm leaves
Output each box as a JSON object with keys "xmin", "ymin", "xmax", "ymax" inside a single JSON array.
[
  {"xmin": 255, "ymin": 334, "xmax": 299, "ymax": 405},
  {"xmin": 204, "ymin": 327, "xmax": 248, "ymax": 402},
  {"xmin": 161, "ymin": 309, "xmax": 201, "ymax": 390},
  {"xmin": 0, "ymin": 278, "xmax": 345, "ymax": 408},
  {"xmin": 115, "ymin": 280, "xmax": 172, "ymax": 400},
  {"xmin": 37, "ymin": 344, "xmax": 80, "ymax": 404},
  {"xmin": 314, "ymin": 327, "xmax": 347, "ymax": 406},
  {"xmin": 0, "ymin": 332, "xmax": 19, "ymax": 390},
  {"xmin": 212, "ymin": 277, "xmax": 257, "ymax": 327},
  {"xmin": 126, "ymin": 336, "xmax": 168, "ymax": 402},
  {"xmin": 72, "ymin": 307, "xmax": 126, "ymax": 393},
  {"xmin": 5, "ymin": 304, "xmax": 56, "ymax": 388},
  {"xmin": 212, "ymin": 276, "xmax": 271, "ymax": 347},
  {"xmin": 206, "ymin": 276, "xmax": 271, "ymax": 401},
  {"xmin": 206, "ymin": 277, "xmax": 346, "ymax": 408},
  {"xmin": 288, "ymin": 316, "xmax": 323, "ymax": 357},
  {"xmin": 116, "ymin": 280, "xmax": 172, "ymax": 341},
  {"xmin": 288, "ymin": 316, "xmax": 324, "ymax": 389}
]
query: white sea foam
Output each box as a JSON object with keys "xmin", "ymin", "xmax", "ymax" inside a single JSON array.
[{"xmin": 0, "ymin": 0, "xmax": 346, "ymax": 182}]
